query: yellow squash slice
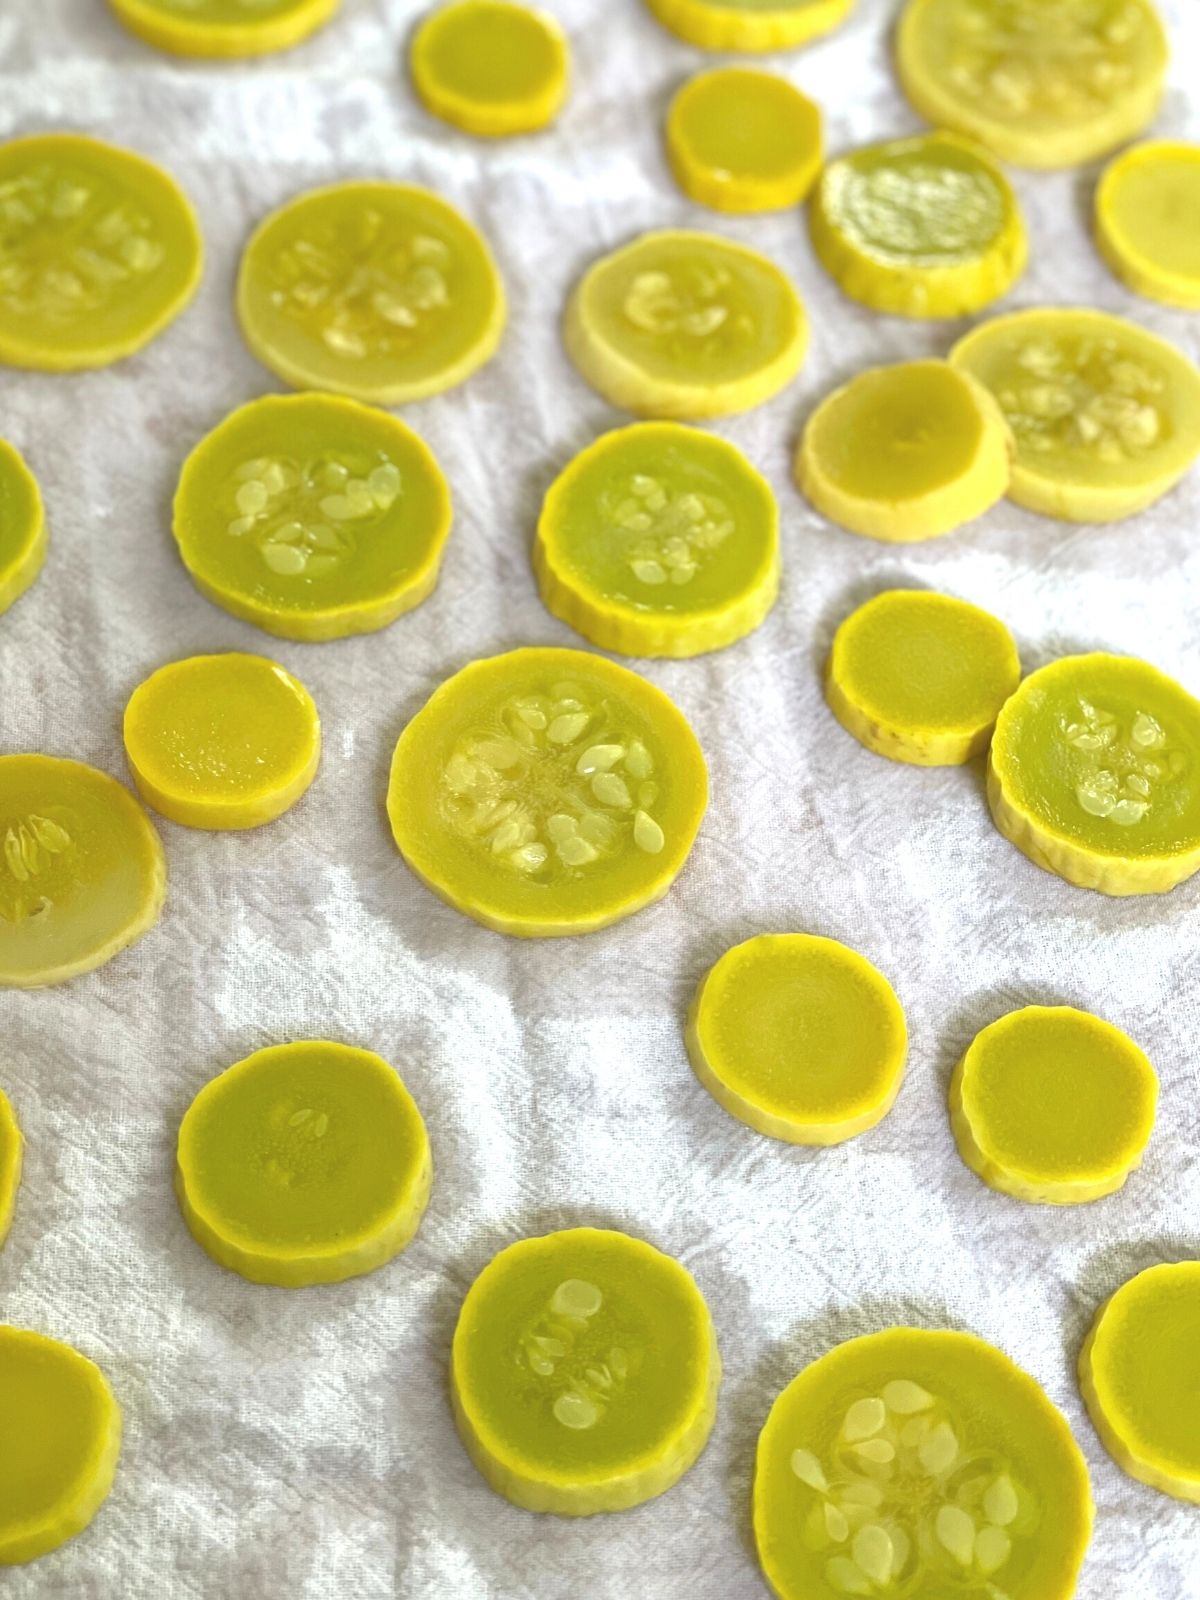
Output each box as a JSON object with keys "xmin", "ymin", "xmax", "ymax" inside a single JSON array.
[
  {"xmin": 950, "ymin": 1005, "xmax": 1158, "ymax": 1203},
  {"xmin": 451, "ymin": 1227, "xmax": 720, "ymax": 1514},
  {"xmin": 411, "ymin": 1, "xmax": 570, "ymax": 137},
  {"xmin": 1096, "ymin": 141, "xmax": 1200, "ymax": 310}
]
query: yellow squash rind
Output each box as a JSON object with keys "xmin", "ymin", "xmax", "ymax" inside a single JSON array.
[
  {"xmin": 645, "ymin": 0, "xmax": 855, "ymax": 53},
  {"xmin": 106, "ymin": 0, "xmax": 341, "ymax": 57}
]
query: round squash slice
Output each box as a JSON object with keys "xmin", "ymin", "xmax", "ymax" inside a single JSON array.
[
  {"xmin": 1080, "ymin": 1262, "xmax": 1200, "ymax": 1503},
  {"xmin": 534, "ymin": 422, "xmax": 779, "ymax": 658},
  {"xmin": 950, "ymin": 308, "xmax": 1200, "ymax": 523},
  {"xmin": 176, "ymin": 1041, "xmax": 432, "ymax": 1288},
  {"xmin": 665, "ymin": 68, "xmax": 823, "ymax": 214},
  {"xmin": 0, "ymin": 133, "xmax": 201, "ymax": 372},
  {"xmin": 451, "ymin": 1227, "xmax": 720, "ymax": 1515},
  {"xmin": 797, "ymin": 360, "xmax": 1011, "ymax": 542},
  {"xmin": 827, "ymin": 590, "xmax": 1020, "ymax": 766},
  {"xmin": 172, "ymin": 393, "xmax": 452, "ymax": 641},
  {"xmin": 411, "ymin": 1, "xmax": 570, "ymax": 137},
  {"xmin": 810, "ymin": 132, "xmax": 1026, "ymax": 319},
  {"xmin": 237, "ymin": 181, "xmax": 505, "ymax": 404},
  {"xmin": 1095, "ymin": 141, "xmax": 1200, "ymax": 311},
  {"xmin": 124, "ymin": 652, "xmax": 321, "ymax": 829},
  {"xmin": 564, "ymin": 230, "xmax": 807, "ymax": 420},
  {"xmin": 988, "ymin": 653, "xmax": 1200, "ymax": 895},
  {"xmin": 686, "ymin": 933, "xmax": 907, "ymax": 1145},
  {"xmin": 755, "ymin": 1328, "xmax": 1093, "ymax": 1600},
  {"xmin": 105, "ymin": 0, "xmax": 341, "ymax": 56},
  {"xmin": 896, "ymin": 0, "xmax": 1168, "ymax": 170},
  {"xmin": 950, "ymin": 1006, "xmax": 1158, "ymax": 1204},
  {"xmin": 388, "ymin": 647, "xmax": 707, "ymax": 937},
  {"xmin": 0, "ymin": 437, "xmax": 46, "ymax": 619},
  {"xmin": 0, "ymin": 1328, "xmax": 121, "ymax": 1565},
  {"xmin": 644, "ymin": 0, "xmax": 854, "ymax": 53},
  {"xmin": 0, "ymin": 756, "xmax": 166, "ymax": 990},
  {"xmin": 0, "ymin": 1089, "xmax": 21, "ymax": 1248}
]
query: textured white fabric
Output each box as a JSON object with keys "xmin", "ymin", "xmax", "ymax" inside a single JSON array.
[{"xmin": 2, "ymin": 0, "xmax": 1200, "ymax": 1594}]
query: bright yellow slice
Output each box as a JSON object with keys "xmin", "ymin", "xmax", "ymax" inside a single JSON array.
[
  {"xmin": 950, "ymin": 1005, "xmax": 1157, "ymax": 1204},
  {"xmin": 950, "ymin": 308, "xmax": 1200, "ymax": 522},
  {"xmin": 0, "ymin": 134, "xmax": 201, "ymax": 372},
  {"xmin": 0, "ymin": 438, "xmax": 46, "ymax": 619},
  {"xmin": 797, "ymin": 360, "xmax": 1011, "ymax": 542},
  {"xmin": 387, "ymin": 647, "xmax": 708, "ymax": 938},
  {"xmin": 810, "ymin": 131, "xmax": 1027, "ymax": 318},
  {"xmin": 644, "ymin": 0, "xmax": 854, "ymax": 52},
  {"xmin": 176, "ymin": 1040, "xmax": 432, "ymax": 1287},
  {"xmin": 1096, "ymin": 141, "xmax": 1200, "ymax": 310},
  {"xmin": 534, "ymin": 421, "xmax": 779, "ymax": 658},
  {"xmin": 565, "ymin": 229, "xmax": 807, "ymax": 420},
  {"xmin": 896, "ymin": 0, "xmax": 1169, "ymax": 170},
  {"xmin": 0, "ymin": 1328, "xmax": 121, "ymax": 1565},
  {"xmin": 756, "ymin": 1328, "xmax": 1093, "ymax": 1600},
  {"xmin": 0, "ymin": 1089, "xmax": 21, "ymax": 1248},
  {"xmin": 686, "ymin": 933, "xmax": 907, "ymax": 1145},
  {"xmin": 172, "ymin": 392, "xmax": 453, "ymax": 641},
  {"xmin": 827, "ymin": 590, "xmax": 1020, "ymax": 766},
  {"xmin": 0, "ymin": 756, "xmax": 166, "ymax": 989},
  {"xmin": 1080, "ymin": 1262, "xmax": 1200, "ymax": 1503},
  {"xmin": 451, "ymin": 1227, "xmax": 720, "ymax": 1515},
  {"xmin": 666, "ymin": 68, "xmax": 823, "ymax": 214},
  {"xmin": 988, "ymin": 653, "xmax": 1200, "ymax": 896},
  {"xmin": 105, "ymin": 0, "xmax": 341, "ymax": 56},
  {"xmin": 237, "ymin": 181, "xmax": 505, "ymax": 404},
  {"xmin": 124, "ymin": 652, "xmax": 321, "ymax": 830},
  {"xmin": 411, "ymin": 1, "xmax": 569, "ymax": 137}
]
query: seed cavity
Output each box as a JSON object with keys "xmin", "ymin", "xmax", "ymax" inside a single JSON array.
[
  {"xmin": 603, "ymin": 471, "xmax": 736, "ymax": 593},
  {"xmin": 789, "ymin": 1376, "xmax": 1027, "ymax": 1591},
  {"xmin": 1062, "ymin": 698, "xmax": 1183, "ymax": 827},
  {"xmin": 621, "ymin": 259, "xmax": 756, "ymax": 353},
  {"xmin": 826, "ymin": 153, "xmax": 1005, "ymax": 266},
  {"xmin": 937, "ymin": 0, "xmax": 1145, "ymax": 122},
  {"xmin": 3, "ymin": 814, "xmax": 72, "ymax": 884},
  {"xmin": 0, "ymin": 160, "xmax": 165, "ymax": 321},
  {"xmin": 519, "ymin": 1278, "xmax": 633, "ymax": 1434},
  {"xmin": 1001, "ymin": 333, "xmax": 1167, "ymax": 466},
  {"xmin": 266, "ymin": 212, "xmax": 454, "ymax": 362},
  {"xmin": 225, "ymin": 448, "xmax": 401, "ymax": 579},
  {"xmin": 439, "ymin": 689, "xmax": 666, "ymax": 877}
]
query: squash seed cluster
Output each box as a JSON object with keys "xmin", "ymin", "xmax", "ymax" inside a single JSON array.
[
  {"xmin": 441, "ymin": 684, "xmax": 667, "ymax": 878},
  {"xmin": 936, "ymin": 0, "xmax": 1149, "ymax": 120},
  {"xmin": 0, "ymin": 162, "xmax": 163, "ymax": 319},
  {"xmin": 1064, "ymin": 700, "xmax": 1185, "ymax": 825},
  {"xmin": 518, "ymin": 1279, "xmax": 632, "ymax": 1433},
  {"xmin": 226, "ymin": 452, "xmax": 402, "ymax": 578},
  {"xmin": 790, "ymin": 1381, "xmax": 1030, "ymax": 1597},
  {"xmin": 996, "ymin": 337, "xmax": 1165, "ymax": 461},
  {"xmin": 1, "ymin": 814, "xmax": 71, "ymax": 929},
  {"xmin": 623, "ymin": 263, "xmax": 754, "ymax": 354},
  {"xmin": 604, "ymin": 472, "xmax": 735, "ymax": 589},
  {"xmin": 267, "ymin": 214, "xmax": 453, "ymax": 362},
  {"xmin": 826, "ymin": 159, "xmax": 1005, "ymax": 265}
]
